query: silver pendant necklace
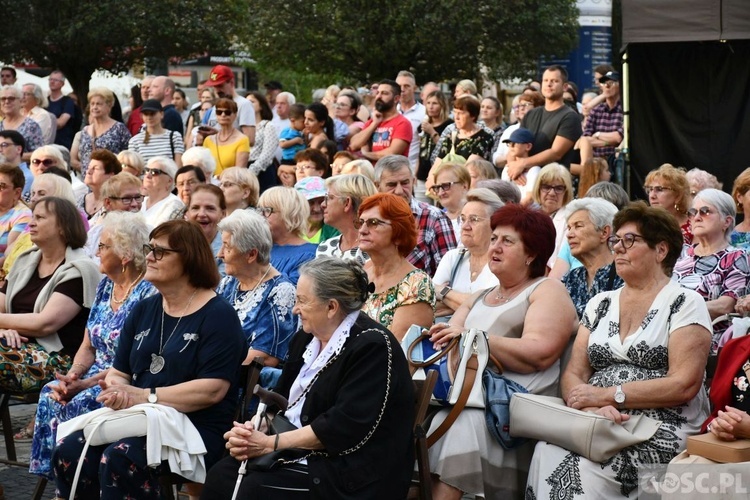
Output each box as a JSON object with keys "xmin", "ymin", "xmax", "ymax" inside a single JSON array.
[{"xmin": 150, "ymin": 289, "xmax": 198, "ymax": 374}]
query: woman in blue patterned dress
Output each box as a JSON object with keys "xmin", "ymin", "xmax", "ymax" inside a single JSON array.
[
  {"xmin": 561, "ymin": 197, "xmax": 623, "ymax": 319},
  {"xmin": 29, "ymin": 212, "xmax": 154, "ymax": 478},
  {"xmin": 216, "ymin": 209, "xmax": 296, "ymax": 371}
]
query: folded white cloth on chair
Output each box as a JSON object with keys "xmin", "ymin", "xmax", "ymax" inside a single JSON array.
[{"xmin": 58, "ymin": 403, "xmax": 207, "ymax": 482}]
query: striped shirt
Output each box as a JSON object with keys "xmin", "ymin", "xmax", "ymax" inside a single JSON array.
[{"xmin": 128, "ymin": 130, "xmax": 185, "ymax": 163}]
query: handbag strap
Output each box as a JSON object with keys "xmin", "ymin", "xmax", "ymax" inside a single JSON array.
[
  {"xmin": 426, "ymin": 351, "xmax": 478, "ymax": 447},
  {"xmin": 448, "ymin": 248, "xmax": 469, "ymax": 287},
  {"xmin": 408, "ymin": 333, "xmax": 460, "ymax": 368},
  {"xmin": 605, "ymin": 262, "xmax": 617, "ymax": 291}
]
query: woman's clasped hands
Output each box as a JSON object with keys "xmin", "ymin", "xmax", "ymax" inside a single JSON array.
[{"xmin": 224, "ymin": 421, "xmax": 273, "ymax": 461}]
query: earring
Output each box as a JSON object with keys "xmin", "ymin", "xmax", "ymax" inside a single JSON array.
[
  {"xmin": 525, "ymin": 260, "xmax": 531, "ymax": 266},
  {"xmin": 122, "ymin": 264, "xmax": 126, "ymax": 274}
]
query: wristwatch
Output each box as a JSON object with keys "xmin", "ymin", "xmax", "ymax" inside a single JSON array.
[
  {"xmin": 148, "ymin": 387, "xmax": 158, "ymax": 404},
  {"xmin": 614, "ymin": 385, "xmax": 625, "ymax": 408},
  {"xmin": 438, "ymin": 285, "xmax": 451, "ymax": 301}
]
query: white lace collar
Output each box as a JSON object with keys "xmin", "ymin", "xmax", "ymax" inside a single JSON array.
[{"xmin": 302, "ymin": 311, "xmax": 359, "ymax": 369}]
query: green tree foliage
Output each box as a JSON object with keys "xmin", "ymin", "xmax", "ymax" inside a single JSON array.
[
  {"xmin": 0, "ymin": 0, "xmax": 250, "ymax": 107},
  {"xmin": 244, "ymin": 0, "xmax": 579, "ymax": 83}
]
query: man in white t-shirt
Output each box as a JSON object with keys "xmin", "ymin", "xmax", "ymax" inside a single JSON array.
[{"xmin": 202, "ymin": 65, "xmax": 256, "ymax": 146}]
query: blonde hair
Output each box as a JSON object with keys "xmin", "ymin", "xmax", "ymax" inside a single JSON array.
[
  {"xmin": 532, "ymin": 163, "xmax": 573, "ymax": 206},
  {"xmin": 117, "ymin": 150, "xmax": 145, "ymax": 177},
  {"xmin": 340, "ymin": 160, "xmax": 376, "ymax": 183},
  {"xmin": 221, "ymin": 166, "xmax": 259, "ymax": 207},
  {"xmin": 87, "ymin": 87, "xmax": 115, "ymax": 107},
  {"xmin": 258, "ymin": 186, "xmax": 309, "ymax": 236},
  {"xmin": 432, "ymin": 162, "xmax": 470, "ymax": 187},
  {"xmin": 645, "ymin": 163, "xmax": 691, "ymax": 214},
  {"xmin": 732, "ymin": 167, "xmax": 750, "ymax": 210},
  {"xmin": 31, "ymin": 173, "xmax": 75, "ymax": 203}
]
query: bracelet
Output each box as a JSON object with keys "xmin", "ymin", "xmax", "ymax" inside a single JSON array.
[{"xmin": 274, "ymin": 434, "xmax": 280, "ymax": 451}]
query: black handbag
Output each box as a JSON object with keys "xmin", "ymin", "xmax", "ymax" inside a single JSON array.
[{"xmin": 244, "ymin": 413, "xmax": 310, "ymax": 471}]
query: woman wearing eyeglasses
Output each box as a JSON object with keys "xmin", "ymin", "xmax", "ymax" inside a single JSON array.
[
  {"xmin": 0, "ymin": 164, "xmax": 31, "ymax": 270},
  {"xmin": 432, "ymin": 188, "xmax": 502, "ymax": 320},
  {"xmin": 426, "ymin": 95, "xmax": 494, "ymax": 194},
  {"xmin": 359, "ymin": 193, "xmax": 434, "ymax": 340},
  {"xmin": 83, "ymin": 172, "xmax": 145, "ymax": 265},
  {"xmin": 219, "ymin": 166, "xmax": 259, "ymax": 216},
  {"xmin": 127, "ymin": 99, "xmax": 185, "ymax": 167},
  {"xmin": 531, "ymin": 163, "xmax": 575, "ymax": 269},
  {"xmin": 644, "ymin": 163, "xmax": 692, "ymax": 244},
  {"xmin": 0, "ymin": 86, "xmax": 44, "ymax": 159},
  {"xmin": 527, "ymin": 201, "xmax": 712, "ymax": 499},
  {"xmin": 140, "ymin": 156, "xmax": 184, "ymax": 227},
  {"xmin": 203, "ymin": 97, "xmax": 250, "ymax": 176},
  {"xmin": 672, "ymin": 189, "xmax": 749, "ymax": 354},
  {"xmin": 257, "ymin": 186, "xmax": 316, "ymax": 286},
  {"xmin": 430, "ymin": 163, "xmax": 470, "ymax": 245},
  {"xmin": 52, "ymin": 220, "xmax": 245, "ymax": 499},
  {"xmin": 28, "ymin": 211, "xmax": 154, "ymax": 479}
]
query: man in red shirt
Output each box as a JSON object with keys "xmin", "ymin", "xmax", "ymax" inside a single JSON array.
[{"xmin": 350, "ymin": 79, "xmax": 412, "ymax": 161}]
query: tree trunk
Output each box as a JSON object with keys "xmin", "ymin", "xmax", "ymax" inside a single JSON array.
[{"xmin": 59, "ymin": 64, "xmax": 94, "ymax": 112}]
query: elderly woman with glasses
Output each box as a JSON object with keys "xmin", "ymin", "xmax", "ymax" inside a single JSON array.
[
  {"xmin": 672, "ymin": 188, "xmax": 750, "ymax": 354},
  {"xmin": 84, "ymin": 172, "xmax": 144, "ymax": 265},
  {"xmin": 527, "ymin": 202, "xmax": 712, "ymax": 499},
  {"xmin": 318, "ymin": 174, "xmax": 377, "ymax": 265},
  {"xmin": 202, "ymin": 257, "xmax": 415, "ymax": 499},
  {"xmin": 258, "ymin": 186, "xmax": 317, "ymax": 286},
  {"xmin": 219, "ymin": 166, "xmax": 259, "ymax": 216},
  {"xmin": 140, "ymin": 156, "xmax": 184, "ymax": 227},
  {"xmin": 531, "ymin": 163, "xmax": 574, "ymax": 269},
  {"xmin": 430, "ymin": 163, "xmax": 471, "ymax": 245},
  {"xmin": 203, "ymin": 98, "xmax": 250, "ymax": 176},
  {"xmin": 644, "ymin": 163, "xmax": 692, "ymax": 244},
  {"xmin": 360, "ymin": 193, "xmax": 435, "ymax": 340},
  {"xmin": 52, "ymin": 220, "xmax": 245, "ymax": 499},
  {"xmin": 216, "ymin": 209, "xmax": 296, "ymax": 369},
  {"xmin": 0, "ymin": 85, "xmax": 44, "ymax": 160},
  {"xmin": 28, "ymin": 212, "xmax": 154, "ymax": 478},
  {"xmin": 432, "ymin": 188, "xmax": 503, "ymax": 320}
]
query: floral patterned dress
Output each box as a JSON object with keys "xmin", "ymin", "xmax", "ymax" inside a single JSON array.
[
  {"xmin": 29, "ymin": 278, "xmax": 155, "ymax": 478},
  {"xmin": 526, "ymin": 282, "xmax": 712, "ymax": 498},
  {"xmin": 78, "ymin": 122, "xmax": 131, "ymax": 176},
  {"xmin": 361, "ymin": 268, "xmax": 435, "ymax": 332},
  {"xmin": 672, "ymin": 244, "xmax": 750, "ymax": 353}
]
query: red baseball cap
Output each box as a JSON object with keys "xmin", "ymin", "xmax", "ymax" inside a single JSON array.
[{"xmin": 206, "ymin": 65, "xmax": 233, "ymax": 87}]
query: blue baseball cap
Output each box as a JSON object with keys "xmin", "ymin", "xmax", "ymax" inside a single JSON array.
[{"xmin": 503, "ymin": 127, "xmax": 535, "ymax": 145}]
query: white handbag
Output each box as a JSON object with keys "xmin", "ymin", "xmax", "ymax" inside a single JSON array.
[
  {"xmin": 83, "ymin": 411, "xmax": 148, "ymax": 446},
  {"xmin": 401, "ymin": 325, "xmax": 489, "ymax": 445}
]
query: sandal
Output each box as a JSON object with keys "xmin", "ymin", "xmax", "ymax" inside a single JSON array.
[{"xmin": 13, "ymin": 426, "xmax": 33, "ymax": 442}]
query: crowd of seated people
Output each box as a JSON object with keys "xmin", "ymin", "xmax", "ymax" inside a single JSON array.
[{"xmin": 0, "ymin": 62, "xmax": 748, "ymax": 500}]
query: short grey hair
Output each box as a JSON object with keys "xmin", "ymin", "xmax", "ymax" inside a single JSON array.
[
  {"xmin": 276, "ymin": 91, "xmax": 296, "ymax": 105},
  {"xmin": 466, "ymin": 188, "xmax": 504, "ymax": 217},
  {"xmin": 147, "ymin": 156, "xmax": 177, "ymax": 184},
  {"xmin": 565, "ymin": 197, "xmax": 618, "ymax": 231},
  {"xmin": 0, "ymin": 85, "xmax": 21, "ymax": 99},
  {"xmin": 300, "ymin": 257, "xmax": 370, "ymax": 313},
  {"xmin": 374, "ymin": 155, "xmax": 410, "ymax": 182},
  {"xmin": 585, "ymin": 181, "xmax": 629, "ymax": 210},
  {"xmin": 23, "ymin": 83, "xmax": 47, "ymax": 107},
  {"xmin": 217, "ymin": 209, "xmax": 273, "ymax": 265},
  {"xmin": 182, "ymin": 147, "xmax": 216, "ymax": 176},
  {"xmin": 476, "ymin": 179, "xmax": 521, "ymax": 205},
  {"xmin": 100, "ymin": 211, "xmax": 150, "ymax": 272},
  {"xmin": 694, "ymin": 188, "xmax": 736, "ymax": 239},
  {"xmin": 397, "ymin": 70, "xmax": 416, "ymax": 82}
]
